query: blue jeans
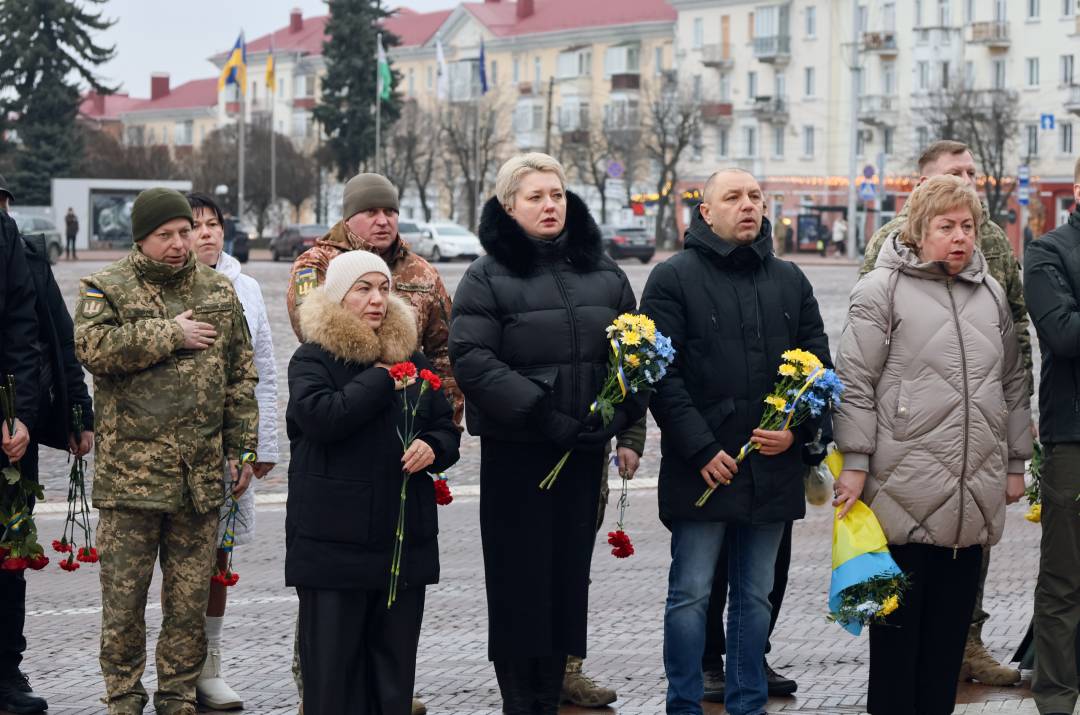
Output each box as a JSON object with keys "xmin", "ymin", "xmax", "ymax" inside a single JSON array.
[{"xmin": 664, "ymin": 520, "xmax": 785, "ymax": 715}]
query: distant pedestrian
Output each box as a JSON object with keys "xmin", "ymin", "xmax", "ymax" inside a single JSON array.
[
  {"xmin": 75, "ymin": 188, "xmax": 258, "ymax": 715},
  {"xmin": 64, "ymin": 208, "xmax": 78, "ymax": 260},
  {"xmin": 287, "ymin": 250, "xmax": 459, "ymax": 714},
  {"xmin": 1025, "ymin": 157, "xmax": 1080, "ymax": 715},
  {"xmin": 833, "ymin": 176, "xmax": 1030, "ymax": 715},
  {"xmin": 832, "ymin": 216, "xmax": 847, "ymax": 256}
]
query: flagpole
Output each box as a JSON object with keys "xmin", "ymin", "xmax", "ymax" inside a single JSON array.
[
  {"xmin": 375, "ymin": 32, "xmax": 383, "ymax": 175},
  {"xmin": 238, "ymin": 82, "xmax": 246, "ymax": 221}
]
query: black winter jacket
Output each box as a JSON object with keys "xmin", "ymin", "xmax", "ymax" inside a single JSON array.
[
  {"xmin": 1024, "ymin": 210, "xmax": 1080, "ymax": 444},
  {"xmin": 640, "ymin": 208, "xmax": 831, "ymax": 525},
  {"xmin": 449, "ymin": 193, "xmax": 640, "ymax": 445},
  {"xmin": 285, "ymin": 290, "xmax": 460, "ymax": 591},
  {"xmin": 0, "ymin": 211, "xmax": 39, "ymax": 430}
]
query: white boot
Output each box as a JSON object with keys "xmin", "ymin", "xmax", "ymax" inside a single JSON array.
[{"xmin": 196, "ymin": 645, "xmax": 243, "ymax": 710}]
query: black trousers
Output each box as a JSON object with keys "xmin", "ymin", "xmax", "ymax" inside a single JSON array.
[
  {"xmin": 702, "ymin": 520, "xmax": 792, "ymax": 670},
  {"xmin": 493, "ymin": 654, "xmax": 567, "ymax": 715},
  {"xmin": 0, "ymin": 445, "xmax": 37, "ymax": 676},
  {"xmin": 65, "ymin": 235, "xmax": 76, "ymax": 258},
  {"xmin": 297, "ymin": 585, "xmax": 425, "ymax": 715},
  {"xmin": 868, "ymin": 543, "xmax": 982, "ymax": 715}
]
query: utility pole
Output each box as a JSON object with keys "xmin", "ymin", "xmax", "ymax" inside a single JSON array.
[
  {"xmin": 845, "ymin": 0, "xmax": 860, "ymax": 259},
  {"xmin": 544, "ymin": 76, "xmax": 555, "ymax": 154},
  {"xmin": 237, "ymin": 82, "xmax": 246, "ymax": 221}
]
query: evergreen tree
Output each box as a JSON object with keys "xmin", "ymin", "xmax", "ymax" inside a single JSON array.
[
  {"xmin": 0, "ymin": 0, "xmax": 115, "ymax": 204},
  {"xmin": 313, "ymin": 0, "xmax": 401, "ymax": 181}
]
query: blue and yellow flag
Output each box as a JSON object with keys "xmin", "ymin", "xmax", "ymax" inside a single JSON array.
[
  {"xmin": 828, "ymin": 500, "xmax": 903, "ymax": 636},
  {"xmin": 218, "ymin": 32, "xmax": 247, "ymax": 94}
]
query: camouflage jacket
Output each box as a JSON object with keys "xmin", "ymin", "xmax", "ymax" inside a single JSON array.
[
  {"xmin": 861, "ymin": 202, "xmax": 1033, "ymax": 394},
  {"xmin": 286, "ymin": 221, "xmax": 462, "ymax": 422},
  {"xmin": 74, "ymin": 247, "xmax": 258, "ymax": 514}
]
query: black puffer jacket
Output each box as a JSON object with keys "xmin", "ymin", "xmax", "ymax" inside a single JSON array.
[
  {"xmin": 0, "ymin": 211, "xmax": 38, "ymax": 430},
  {"xmin": 449, "ymin": 193, "xmax": 639, "ymax": 443},
  {"xmin": 640, "ymin": 207, "xmax": 831, "ymax": 525},
  {"xmin": 1024, "ymin": 209, "xmax": 1080, "ymax": 444}
]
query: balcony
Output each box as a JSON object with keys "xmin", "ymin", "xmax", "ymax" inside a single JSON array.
[
  {"xmin": 862, "ymin": 31, "xmax": 898, "ymax": 55},
  {"xmin": 561, "ymin": 129, "xmax": 590, "ymax": 145},
  {"xmin": 1067, "ymin": 85, "xmax": 1080, "ymax": 117},
  {"xmin": 751, "ymin": 96, "xmax": 787, "ymax": 123},
  {"xmin": 518, "ymin": 82, "xmax": 535, "ymax": 96},
  {"xmin": 968, "ymin": 21, "xmax": 1010, "ymax": 49},
  {"xmin": 611, "ymin": 73, "xmax": 641, "ymax": 91},
  {"xmin": 700, "ymin": 102, "xmax": 733, "ymax": 124},
  {"xmin": 752, "ymin": 35, "xmax": 791, "ymax": 64},
  {"xmin": 857, "ymin": 95, "xmax": 898, "ymax": 126},
  {"xmin": 701, "ymin": 44, "xmax": 734, "ymax": 69}
]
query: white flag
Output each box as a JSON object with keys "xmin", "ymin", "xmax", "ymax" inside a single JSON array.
[{"xmin": 436, "ymin": 36, "xmax": 449, "ymax": 101}]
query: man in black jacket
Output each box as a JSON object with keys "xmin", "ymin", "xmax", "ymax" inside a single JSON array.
[
  {"xmin": 0, "ymin": 174, "xmax": 50, "ymax": 714},
  {"xmin": 640, "ymin": 169, "xmax": 830, "ymax": 715},
  {"xmin": 1024, "ymin": 157, "xmax": 1080, "ymax": 715}
]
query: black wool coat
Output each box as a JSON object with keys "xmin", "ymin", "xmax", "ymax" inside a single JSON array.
[
  {"xmin": 285, "ymin": 289, "xmax": 460, "ymax": 591},
  {"xmin": 0, "ymin": 211, "xmax": 39, "ymax": 432},
  {"xmin": 449, "ymin": 192, "xmax": 639, "ymax": 660},
  {"xmin": 640, "ymin": 207, "xmax": 832, "ymax": 526}
]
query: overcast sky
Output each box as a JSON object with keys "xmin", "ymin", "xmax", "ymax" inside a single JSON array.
[{"xmin": 96, "ymin": 0, "xmax": 457, "ymax": 96}]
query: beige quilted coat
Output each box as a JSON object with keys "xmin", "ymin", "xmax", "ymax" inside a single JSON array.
[{"xmin": 834, "ymin": 233, "xmax": 1031, "ymax": 548}]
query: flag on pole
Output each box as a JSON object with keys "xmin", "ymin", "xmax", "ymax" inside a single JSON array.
[
  {"xmin": 478, "ymin": 38, "xmax": 488, "ymax": 94},
  {"xmin": 435, "ymin": 36, "xmax": 449, "ymax": 101},
  {"xmin": 377, "ymin": 34, "xmax": 392, "ymax": 101},
  {"xmin": 265, "ymin": 40, "xmax": 276, "ymax": 90},
  {"xmin": 218, "ymin": 32, "xmax": 247, "ymax": 94}
]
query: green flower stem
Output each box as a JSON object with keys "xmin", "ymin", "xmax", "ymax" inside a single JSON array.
[{"xmin": 694, "ymin": 441, "xmax": 759, "ymax": 507}]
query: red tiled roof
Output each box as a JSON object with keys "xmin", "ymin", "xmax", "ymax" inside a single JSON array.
[
  {"xmin": 79, "ymin": 92, "xmax": 146, "ymax": 120},
  {"xmin": 384, "ymin": 8, "xmax": 454, "ymax": 48},
  {"xmin": 463, "ymin": 0, "xmax": 676, "ymax": 38},
  {"xmin": 244, "ymin": 15, "xmax": 329, "ymax": 55},
  {"xmin": 124, "ymin": 78, "xmax": 219, "ymax": 113}
]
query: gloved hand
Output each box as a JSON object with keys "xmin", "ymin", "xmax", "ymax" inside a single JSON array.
[
  {"xmin": 576, "ymin": 407, "xmax": 632, "ymax": 446},
  {"xmin": 529, "ymin": 393, "xmax": 584, "ymax": 450}
]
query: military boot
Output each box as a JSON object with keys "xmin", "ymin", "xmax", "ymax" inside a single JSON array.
[
  {"xmin": 958, "ymin": 638, "xmax": 1020, "ymax": 686},
  {"xmin": 0, "ymin": 671, "xmax": 47, "ymax": 714},
  {"xmin": 411, "ymin": 696, "xmax": 427, "ymax": 714},
  {"xmin": 560, "ymin": 656, "xmax": 616, "ymax": 707}
]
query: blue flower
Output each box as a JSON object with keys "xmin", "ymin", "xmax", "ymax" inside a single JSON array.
[{"xmin": 654, "ymin": 333, "xmax": 675, "ymax": 361}]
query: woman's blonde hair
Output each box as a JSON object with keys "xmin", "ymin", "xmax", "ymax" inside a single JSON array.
[
  {"xmin": 900, "ymin": 174, "xmax": 983, "ymax": 251},
  {"xmin": 495, "ymin": 152, "xmax": 567, "ymax": 208}
]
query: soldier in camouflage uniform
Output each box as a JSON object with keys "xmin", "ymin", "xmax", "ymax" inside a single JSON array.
[
  {"xmin": 74, "ymin": 189, "xmax": 258, "ymax": 715},
  {"xmin": 860, "ymin": 141, "xmax": 1032, "ymax": 688}
]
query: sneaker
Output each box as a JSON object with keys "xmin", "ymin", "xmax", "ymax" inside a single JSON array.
[
  {"xmin": 0, "ymin": 671, "xmax": 48, "ymax": 714},
  {"xmin": 702, "ymin": 668, "xmax": 725, "ymax": 703},
  {"xmin": 764, "ymin": 660, "xmax": 797, "ymax": 696},
  {"xmin": 411, "ymin": 696, "xmax": 427, "ymax": 715},
  {"xmin": 961, "ymin": 638, "xmax": 1020, "ymax": 686},
  {"xmin": 561, "ymin": 661, "xmax": 617, "ymax": 707},
  {"xmin": 195, "ymin": 647, "xmax": 243, "ymax": 709}
]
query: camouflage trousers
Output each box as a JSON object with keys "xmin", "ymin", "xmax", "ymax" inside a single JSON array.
[{"xmin": 97, "ymin": 501, "xmax": 218, "ymax": 715}]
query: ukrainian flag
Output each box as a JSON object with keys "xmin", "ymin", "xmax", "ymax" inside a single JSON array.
[
  {"xmin": 218, "ymin": 32, "xmax": 247, "ymax": 94},
  {"xmin": 828, "ymin": 500, "xmax": 904, "ymax": 636}
]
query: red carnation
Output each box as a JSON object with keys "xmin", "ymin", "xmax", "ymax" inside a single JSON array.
[
  {"xmin": 1, "ymin": 557, "xmax": 29, "ymax": 572},
  {"xmin": 212, "ymin": 569, "xmax": 240, "ymax": 587},
  {"xmin": 607, "ymin": 530, "xmax": 635, "ymax": 559},
  {"xmin": 419, "ymin": 369, "xmax": 442, "ymax": 392},
  {"xmin": 434, "ymin": 478, "xmax": 453, "ymax": 506},
  {"xmin": 52, "ymin": 539, "xmax": 72, "ymax": 554},
  {"xmin": 389, "ymin": 362, "xmax": 417, "ymax": 382},
  {"xmin": 76, "ymin": 547, "xmax": 99, "ymax": 563},
  {"xmin": 59, "ymin": 556, "xmax": 80, "ymax": 572},
  {"xmin": 28, "ymin": 554, "xmax": 49, "ymax": 571}
]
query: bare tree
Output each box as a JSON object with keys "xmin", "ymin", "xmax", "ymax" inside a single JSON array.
[
  {"xmin": 441, "ymin": 92, "xmax": 512, "ymax": 230},
  {"xmin": 76, "ymin": 125, "xmax": 183, "ymax": 179},
  {"xmin": 642, "ymin": 79, "xmax": 701, "ymax": 247},
  {"xmin": 562, "ymin": 113, "xmax": 611, "ymax": 224},
  {"xmin": 385, "ymin": 100, "xmax": 443, "ymax": 221},
  {"xmin": 605, "ymin": 122, "xmax": 646, "ymax": 209},
  {"xmin": 922, "ymin": 85, "xmax": 1021, "ymax": 224}
]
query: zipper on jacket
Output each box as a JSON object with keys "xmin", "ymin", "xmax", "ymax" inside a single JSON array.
[
  {"xmin": 947, "ymin": 279, "xmax": 970, "ymax": 559},
  {"xmin": 550, "ymin": 266, "xmax": 581, "ymax": 416}
]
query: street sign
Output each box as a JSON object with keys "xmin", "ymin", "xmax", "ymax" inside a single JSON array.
[
  {"xmin": 1018, "ymin": 185, "xmax": 1030, "ymax": 206},
  {"xmin": 1018, "ymin": 165, "xmax": 1030, "ymax": 185},
  {"xmin": 606, "ymin": 160, "xmax": 624, "ymax": 179},
  {"xmin": 858, "ymin": 180, "xmax": 876, "ymax": 202},
  {"xmin": 863, "ymin": 165, "xmax": 875, "ymax": 179},
  {"xmin": 1040, "ymin": 113, "xmax": 1055, "ymax": 131}
]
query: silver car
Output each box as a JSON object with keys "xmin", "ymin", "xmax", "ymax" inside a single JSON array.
[
  {"xmin": 12, "ymin": 214, "xmax": 63, "ymax": 264},
  {"xmin": 416, "ymin": 222, "xmax": 484, "ymax": 263}
]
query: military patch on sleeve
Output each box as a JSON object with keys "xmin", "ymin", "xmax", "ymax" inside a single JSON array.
[
  {"xmin": 80, "ymin": 287, "xmax": 106, "ymax": 318},
  {"xmin": 294, "ymin": 267, "xmax": 318, "ymax": 304}
]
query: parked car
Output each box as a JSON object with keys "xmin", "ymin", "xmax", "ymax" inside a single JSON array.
[
  {"xmin": 599, "ymin": 225, "xmax": 655, "ymax": 264},
  {"xmin": 398, "ymin": 219, "xmax": 426, "ymax": 250},
  {"xmin": 271, "ymin": 224, "xmax": 329, "ymax": 261},
  {"xmin": 415, "ymin": 222, "xmax": 483, "ymax": 262},
  {"xmin": 232, "ymin": 222, "xmax": 254, "ymax": 263},
  {"xmin": 11, "ymin": 214, "xmax": 63, "ymax": 264}
]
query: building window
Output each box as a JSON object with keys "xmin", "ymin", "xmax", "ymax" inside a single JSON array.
[
  {"xmin": 604, "ymin": 45, "xmax": 640, "ymax": 77},
  {"xmin": 964, "ymin": 0, "xmax": 974, "ymax": 23},
  {"xmin": 857, "ymin": 5, "xmax": 868, "ymax": 32},
  {"xmin": 491, "ymin": 60, "xmax": 498, "ymax": 85},
  {"xmin": 513, "ymin": 58, "xmax": 520, "ymax": 84},
  {"xmin": 720, "ymin": 72, "xmax": 731, "ymax": 100},
  {"xmin": 806, "ymin": 5, "xmax": 817, "ymax": 37},
  {"xmin": 937, "ymin": 0, "xmax": 951, "ymax": 25},
  {"xmin": 965, "ymin": 61, "xmax": 975, "ymax": 88},
  {"xmin": 940, "ymin": 61, "xmax": 950, "ymax": 88},
  {"xmin": 1026, "ymin": 123, "xmax": 1039, "ymax": 156},
  {"xmin": 748, "ymin": 71, "xmax": 758, "ymax": 99},
  {"xmin": 995, "ymin": 0, "xmax": 1008, "ymax": 20},
  {"xmin": 743, "ymin": 126, "xmax": 757, "ymax": 157},
  {"xmin": 125, "ymin": 126, "xmax": 144, "ymax": 146},
  {"xmin": 1026, "ymin": 57, "xmax": 1040, "ymax": 86},
  {"xmin": 408, "ymin": 68, "xmax": 415, "ymax": 97},
  {"xmin": 1062, "ymin": 54, "xmax": 1075, "ymax": 85},
  {"xmin": 427, "ymin": 66, "xmax": 433, "ymax": 91},
  {"xmin": 1061, "ymin": 122, "xmax": 1074, "ymax": 154},
  {"xmin": 917, "ymin": 61, "xmax": 929, "ymax": 90},
  {"xmin": 174, "ymin": 121, "xmax": 193, "ymax": 146},
  {"xmin": 534, "ymin": 58, "xmax": 541, "ymax": 87},
  {"xmin": 804, "ymin": 66, "xmax": 815, "ymax": 97},
  {"xmin": 916, "ymin": 126, "xmax": 930, "ymax": 150},
  {"xmin": 654, "ymin": 46, "xmax": 663, "ymax": 75},
  {"xmin": 774, "ymin": 71, "xmax": 786, "ymax": 98},
  {"xmin": 802, "ymin": 125, "xmax": 815, "ymax": 157},
  {"xmin": 773, "ymin": 124, "xmax": 785, "ymax": 157},
  {"xmin": 279, "ymin": 78, "xmax": 286, "ymax": 96},
  {"xmin": 292, "ymin": 110, "xmax": 311, "ymax": 139},
  {"xmin": 993, "ymin": 59, "xmax": 1007, "ymax": 88},
  {"xmin": 693, "ymin": 17, "xmax": 704, "ymax": 49},
  {"xmin": 884, "ymin": 126, "xmax": 895, "ymax": 154},
  {"xmin": 294, "ymin": 74, "xmax": 315, "ymax": 98},
  {"xmin": 856, "ymin": 128, "xmax": 867, "ymax": 156},
  {"xmin": 692, "ymin": 74, "xmax": 703, "ymax": 101},
  {"xmin": 558, "ymin": 50, "xmax": 592, "ymax": 78},
  {"xmin": 1027, "ymin": 0, "xmax": 1040, "ymax": 18},
  {"xmin": 915, "ymin": 0, "xmax": 924, "ymax": 25},
  {"xmin": 716, "ymin": 126, "xmax": 729, "ymax": 158},
  {"xmin": 1066, "ymin": 0, "xmax": 1076, "ymax": 17},
  {"xmin": 884, "ymin": 2, "xmax": 897, "ymax": 31},
  {"xmin": 883, "ymin": 62, "xmax": 896, "ymax": 94},
  {"xmin": 692, "ymin": 129, "xmax": 703, "ymax": 161}
]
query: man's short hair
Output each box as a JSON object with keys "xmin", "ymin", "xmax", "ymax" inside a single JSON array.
[
  {"xmin": 917, "ymin": 140, "xmax": 971, "ymax": 174},
  {"xmin": 186, "ymin": 192, "xmax": 224, "ymax": 226},
  {"xmin": 703, "ymin": 167, "xmax": 756, "ymax": 202}
]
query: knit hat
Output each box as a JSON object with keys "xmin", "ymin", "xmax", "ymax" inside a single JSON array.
[
  {"xmin": 0, "ymin": 174, "xmax": 13, "ymax": 203},
  {"xmin": 342, "ymin": 173, "xmax": 399, "ymax": 220},
  {"xmin": 131, "ymin": 188, "xmax": 194, "ymax": 242},
  {"xmin": 324, "ymin": 250, "xmax": 393, "ymax": 303}
]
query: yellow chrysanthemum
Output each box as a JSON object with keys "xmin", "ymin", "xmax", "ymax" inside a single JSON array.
[
  {"xmin": 878, "ymin": 595, "xmax": 900, "ymax": 617},
  {"xmin": 622, "ymin": 330, "xmax": 642, "ymax": 347},
  {"xmin": 625, "ymin": 354, "xmax": 641, "ymax": 368},
  {"xmin": 778, "ymin": 364, "xmax": 798, "ymax": 377},
  {"xmin": 764, "ymin": 396, "xmax": 787, "ymax": 412},
  {"xmin": 613, "ymin": 314, "xmax": 636, "ymax": 332},
  {"xmin": 1025, "ymin": 503, "xmax": 1042, "ymax": 523}
]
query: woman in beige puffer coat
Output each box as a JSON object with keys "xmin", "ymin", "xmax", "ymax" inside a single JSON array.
[{"xmin": 832, "ymin": 175, "xmax": 1031, "ymax": 715}]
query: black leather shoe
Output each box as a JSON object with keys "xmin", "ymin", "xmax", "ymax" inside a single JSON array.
[
  {"xmin": 0, "ymin": 671, "xmax": 48, "ymax": 714},
  {"xmin": 702, "ymin": 668, "xmax": 725, "ymax": 702},
  {"xmin": 765, "ymin": 660, "xmax": 797, "ymax": 696}
]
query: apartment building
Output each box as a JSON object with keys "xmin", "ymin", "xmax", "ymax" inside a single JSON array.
[{"xmin": 118, "ymin": 74, "xmax": 219, "ymax": 154}]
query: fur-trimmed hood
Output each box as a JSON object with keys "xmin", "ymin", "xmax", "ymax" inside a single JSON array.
[
  {"xmin": 477, "ymin": 191, "xmax": 605, "ymax": 276},
  {"xmin": 298, "ymin": 287, "xmax": 417, "ymax": 365}
]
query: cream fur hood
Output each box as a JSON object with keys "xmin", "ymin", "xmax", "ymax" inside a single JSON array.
[{"xmin": 298, "ymin": 286, "xmax": 417, "ymax": 365}]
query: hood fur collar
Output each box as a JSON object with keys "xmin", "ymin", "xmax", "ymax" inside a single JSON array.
[
  {"xmin": 298, "ymin": 288, "xmax": 417, "ymax": 364},
  {"xmin": 478, "ymin": 191, "xmax": 604, "ymax": 276}
]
